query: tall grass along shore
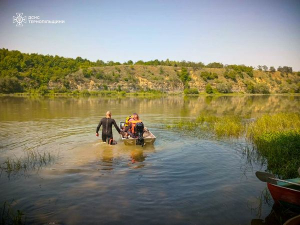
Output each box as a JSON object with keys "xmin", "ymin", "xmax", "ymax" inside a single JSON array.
[{"xmin": 168, "ymin": 113, "xmax": 300, "ymax": 178}]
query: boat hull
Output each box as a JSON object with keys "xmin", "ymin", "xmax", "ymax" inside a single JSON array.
[
  {"xmin": 267, "ymin": 180, "xmax": 300, "ymax": 208},
  {"xmin": 121, "ymin": 130, "xmax": 156, "ymax": 146}
]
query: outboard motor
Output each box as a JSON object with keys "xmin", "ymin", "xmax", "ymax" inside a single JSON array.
[{"xmin": 135, "ymin": 122, "xmax": 144, "ymax": 146}]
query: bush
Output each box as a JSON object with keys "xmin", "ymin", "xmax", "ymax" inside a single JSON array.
[
  {"xmin": 38, "ymin": 85, "xmax": 49, "ymax": 95},
  {"xmin": 200, "ymin": 71, "xmax": 218, "ymax": 81},
  {"xmin": 95, "ymin": 70, "xmax": 104, "ymax": 79},
  {"xmin": 224, "ymin": 70, "xmax": 237, "ymax": 81},
  {"xmin": 226, "ymin": 64, "xmax": 253, "ymax": 77},
  {"xmin": 245, "ymin": 82, "xmax": 270, "ymax": 94},
  {"xmin": 253, "ymin": 83, "xmax": 270, "ymax": 94},
  {"xmin": 216, "ymin": 83, "xmax": 232, "ymax": 93},
  {"xmin": 184, "ymin": 88, "xmax": 199, "ymax": 95},
  {"xmin": 80, "ymin": 90, "xmax": 90, "ymax": 96},
  {"xmin": 178, "ymin": 67, "xmax": 191, "ymax": 87},
  {"xmin": 0, "ymin": 77, "xmax": 23, "ymax": 93},
  {"xmin": 206, "ymin": 62, "xmax": 223, "ymax": 68},
  {"xmin": 205, "ymin": 84, "xmax": 213, "ymax": 94},
  {"xmin": 82, "ymin": 68, "xmax": 93, "ymax": 78}
]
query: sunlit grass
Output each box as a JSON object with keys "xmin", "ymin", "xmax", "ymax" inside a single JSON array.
[
  {"xmin": 167, "ymin": 113, "xmax": 300, "ymax": 178},
  {"xmin": 169, "ymin": 114, "xmax": 244, "ymax": 137},
  {"xmin": 247, "ymin": 113, "xmax": 300, "ymax": 178}
]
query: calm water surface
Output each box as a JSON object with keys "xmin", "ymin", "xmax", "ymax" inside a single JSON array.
[{"xmin": 0, "ymin": 95, "xmax": 299, "ymax": 225}]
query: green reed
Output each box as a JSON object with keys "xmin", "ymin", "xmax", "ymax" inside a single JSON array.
[
  {"xmin": 247, "ymin": 113, "xmax": 300, "ymax": 178},
  {"xmin": 0, "ymin": 151, "xmax": 56, "ymax": 176},
  {"xmin": 167, "ymin": 113, "xmax": 300, "ymax": 178},
  {"xmin": 168, "ymin": 113, "xmax": 244, "ymax": 137},
  {"xmin": 0, "ymin": 201, "xmax": 25, "ymax": 225}
]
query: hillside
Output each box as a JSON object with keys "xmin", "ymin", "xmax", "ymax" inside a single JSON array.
[{"xmin": 0, "ymin": 49, "xmax": 299, "ymax": 94}]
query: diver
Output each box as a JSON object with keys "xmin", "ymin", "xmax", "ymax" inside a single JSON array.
[{"xmin": 96, "ymin": 111, "xmax": 121, "ymax": 144}]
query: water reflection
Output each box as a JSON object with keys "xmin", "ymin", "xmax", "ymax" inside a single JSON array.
[
  {"xmin": 251, "ymin": 203, "xmax": 300, "ymax": 225},
  {"xmin": 1, "ymin": 96, "xmax": 300, "ymax": 225}
]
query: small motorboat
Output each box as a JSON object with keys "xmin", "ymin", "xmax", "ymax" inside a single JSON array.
[
  {"xmin": 119, "ymin": 122, "xmax": 156, "ymax": 146},
  {"xmin": 256, "ymin": 171, "xmax": 300, "ymax": 211}
]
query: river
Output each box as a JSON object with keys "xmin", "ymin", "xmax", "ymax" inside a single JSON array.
[{"xmin": 0, "ymin": 95, "xmax": 299, "ymax": 224}]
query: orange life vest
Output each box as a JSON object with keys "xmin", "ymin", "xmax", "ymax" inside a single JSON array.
[{"xmin": 130, "ymin": 119, "xmax": 142, "ymax": 133}]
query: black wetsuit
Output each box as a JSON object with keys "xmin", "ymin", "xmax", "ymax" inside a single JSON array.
[{"xmin": 96, "ymin": 118, "xmax": 121, "ymax": 142}]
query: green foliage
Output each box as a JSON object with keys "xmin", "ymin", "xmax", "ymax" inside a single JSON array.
[
  {"xmin": 224, "ymin": 70, "xmax": 237, "ymax": 81},
  {"xmin": 135, "ymin": 59, "xmax": 205, "ymax": 68},
  {"xmin": 200, "ymin": 71, "xmax": 218, "ymax": 81},
  {"xmin": 95, "ymin": 70, "xmax": 104, "ymax": 79},
  {"xmin": 169, "ymin": 112, "xmax": 300, "ymax": 178},
  {"xmin": 205, "ymin": 84, "xmax": 213, "ymax": 94},
  {"xmin": 245, "ymin": 82, "xmax": 270, "ymax": 94},
  {"xmin": 0, "ymin": 77, "xmax": 23, "ymax": 93},
  {"xmin": 253, "ymin": 83, "xmax": 270, "ymax": 94},
  {"xmin": 184, "ymin": 88, "xmax": 199, "ymax": 95},
  {"xmin": 277, "ymin": 66, "xmax": 293, "ymax": 73},
  {"xmin": 117, "ymin": 85, "xmax": 122, "ymax": 92},
  {"xmin": 227, "ymin": 65, "xmax": 253, "ymax": 77},
  {"xmin": 216, "ymin": 82, "xmax": 232, "ymax": 93},
  {"xmin": 169, "ymin": 114, "xmax": 244, "ymax": 138},
  {"xmin": 270, "ymin": 66, "xmax": 276, "ymax": 72},
  {"xmin": 159, "ymin": 67, "xmax": 164, "ymax": 75},
  {"xmin": 82, "ymin": 68, "xmax": 93, "ymax": 78},
  {"xmin": 178, "ymin": 67, "xmax": 191, "ymax": 87},
  {"xmin": 206, "ymin": 62, "xmax": 223, "ymax": 68},
  {"xmin": 247, "ymin": 113, "xmax": 300, "ymax": 178},
  {"xmin": 38, "ymin": 85, "xmax": 49, "ymax": 95}
]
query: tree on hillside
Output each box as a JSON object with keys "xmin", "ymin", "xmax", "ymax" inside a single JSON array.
[
  {"xmin": 270, "ymin": 66, "xmax": 276, "ymax": 72},
  {"xmin": 178, "ymin": 67, "xmax": 191, "ymax": 88},
  {"xmin": 125, "ymin": 60, "xmax": 133, "ymax": 65},
  {"xmin": 262, "ymin": 65, "xmax": 268, "ymax": 72},
  {"xmin": 205, "ymin": 84, "xmax": 213, "ymax": 94},
  {"xmin": 278, "ymin": 66, "xmax": 293, "ymax": 73},
  {"xmin": 135, "ymin": 60, "xmax": 145, "ymax": 65},
  {"xmin": 0, "ymin": 77, "xmax": 23, "ymax": 93},
  {"xmin": 206, "ymin": 62, "xmax": 223, "ymax": 68}
]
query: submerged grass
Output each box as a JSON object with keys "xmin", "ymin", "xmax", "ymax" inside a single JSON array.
[
  {"xmin": 0, "ymin": 150, "xmax": 56, "ymax": 176},
  {"xmin": 167, "ymin": 113, "xmax": 300, "ymax": 178},
  {"xmin": 0, "ymin": 201, "xmax": 25, "ymax": 225},
  {"xmin": 168, "ymin": 114, "xmax": 244, "ymax": 138}
]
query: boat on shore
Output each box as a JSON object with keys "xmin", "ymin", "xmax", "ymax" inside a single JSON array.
[
  {"xmin": 256, "ymin": 171, "xmax": 300, "ymax": 211},
  {"xmin": 267, "ymin": 177, "xmax": 300, "ymax": 210}
]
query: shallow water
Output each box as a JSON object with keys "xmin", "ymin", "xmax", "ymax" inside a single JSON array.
[{"xmin": 0, "ymin": 95, "xmax": 299, "ymax": 224}]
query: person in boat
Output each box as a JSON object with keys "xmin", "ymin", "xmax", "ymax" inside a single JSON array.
[
  {"xmin": 96, "ymin": 111, "xmax": 121, "ymax": 143},
  {"xmin": 125, "ymin": 113, "xmax": 143, "ymax": 138}
]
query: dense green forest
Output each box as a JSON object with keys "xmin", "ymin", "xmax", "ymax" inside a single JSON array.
[{"xmin": 0, "ymin": 48, "xmax": 299, "ymax": 94}]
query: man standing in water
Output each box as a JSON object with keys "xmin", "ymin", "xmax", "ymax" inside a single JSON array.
[{"xmin": 96, "ymin": 111, "xmax": 121, "ymax": 143}]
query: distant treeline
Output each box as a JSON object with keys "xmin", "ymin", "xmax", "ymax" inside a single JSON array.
[{"xmin": 0, "ymin": 48, "xmax": 298, "ymax": 94}]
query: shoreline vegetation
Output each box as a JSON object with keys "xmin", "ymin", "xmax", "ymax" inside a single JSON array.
[
  {"xmin": 1, "ymin": 91, "xmax": 300, "ymax": 98},
  {"xmin": 1, "ymin": 49, "xmax": 300, "ymax": 95},
  {"xmin": 167, "ymin": 113, "xmax": 300, "ymax": 179}
]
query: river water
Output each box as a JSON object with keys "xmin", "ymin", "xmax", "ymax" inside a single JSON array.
[{"xmin": 0, "ymin": 95, "xmax": 299, "ymax": 225}]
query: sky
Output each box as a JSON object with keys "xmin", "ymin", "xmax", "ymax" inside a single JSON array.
[{"xmin": 0, "ymin": 0, "xmax": 300, "ymax": 70}]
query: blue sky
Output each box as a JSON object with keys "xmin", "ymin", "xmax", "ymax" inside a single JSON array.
[{"xmin": 0, "ymin": 0, "xmax": 300, "ymax": 70}]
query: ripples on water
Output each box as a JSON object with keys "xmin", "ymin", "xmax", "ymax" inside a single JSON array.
[{"xmin": 0, "ymin": 96, "xmax": 299, "ymax": 224}]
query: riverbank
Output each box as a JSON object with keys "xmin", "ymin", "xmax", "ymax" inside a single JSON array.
[{"xmin": 1, "ymin": 91, "xmax": 300, "ymax": 98}]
